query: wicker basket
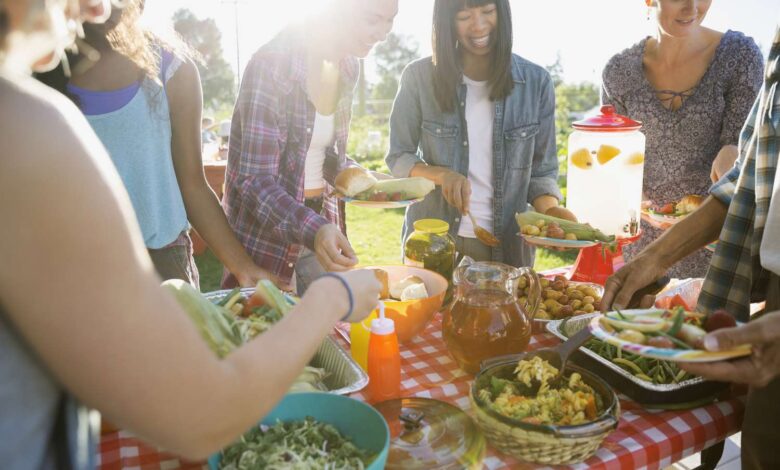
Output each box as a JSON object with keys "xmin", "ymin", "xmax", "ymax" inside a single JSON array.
[{"xmin": 470, "ymin": 361, "xmax": 620, "ymax": 465}]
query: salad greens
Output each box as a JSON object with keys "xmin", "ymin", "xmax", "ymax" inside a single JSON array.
[{"xmin": 220, "ymin": 417, "xmax": 374, "ymax": 470}]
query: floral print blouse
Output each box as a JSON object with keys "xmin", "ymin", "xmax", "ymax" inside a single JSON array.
[{"xmin": 601, "ymin": 30, "xmax": 764, "ymax": 278}]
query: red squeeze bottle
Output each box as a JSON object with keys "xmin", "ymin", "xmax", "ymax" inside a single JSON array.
[{"xmin": 367, "ymin": 302, "xmax": 401, "ymax": 402}]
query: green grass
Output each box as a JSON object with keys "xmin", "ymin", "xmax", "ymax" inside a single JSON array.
[
  {"xmin": 194, "ymin": 249, "xmax": 223, "ymax": 293},
  {"xmin": 195, "ymin": 206, "xmax": 576, "ymax": 292}
]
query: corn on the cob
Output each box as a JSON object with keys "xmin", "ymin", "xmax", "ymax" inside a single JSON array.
[
  {"xmin": 515, "ymin": 211, "xmax": 616, "ymax": 244},
  {"xmin": 355, "ymin": 177, "xmax": 434, "ymax": 200}
]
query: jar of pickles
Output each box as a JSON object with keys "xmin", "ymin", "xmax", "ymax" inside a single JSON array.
[{"xmin": 403, "ymin": 219, "xmax": 456, "ymax": 284}]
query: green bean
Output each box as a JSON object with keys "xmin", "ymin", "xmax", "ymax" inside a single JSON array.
[
  {"xmin": 613, "ymin": 358, "xmax": 644, "ymax": 375},
  {"xmin": 662, "ymin": 361, "xmax": 678, "ymax": 382}
]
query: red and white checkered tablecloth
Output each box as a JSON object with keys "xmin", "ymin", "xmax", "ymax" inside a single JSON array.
[{"xmin": 98, "ymin": 313, "xmax": 745, "ymax": 470}]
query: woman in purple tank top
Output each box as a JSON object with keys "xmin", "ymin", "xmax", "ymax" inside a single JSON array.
[{"xmin": 37, "ymin": 0, "xmax": 282, "ymax": 289}]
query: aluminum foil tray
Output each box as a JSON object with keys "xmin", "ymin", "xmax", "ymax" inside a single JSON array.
[
  {"xmin": 546, "ymin": 314, "xmax": 727, "ymax": 406},
  {"xmin": 204, "ymin": 289, "xmax": 368, "ymax": 395}
]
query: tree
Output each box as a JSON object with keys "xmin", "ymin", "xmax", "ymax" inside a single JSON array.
[
  {"xmin": 172, "ymin": 9, "xmax": 236, "ymax": 111},
  {"xmin": 371, "ymin": 32, "xmax": 420, "ymax": 101}
]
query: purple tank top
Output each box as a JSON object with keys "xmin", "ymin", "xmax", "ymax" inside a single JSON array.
[{"xmin": 67, "ymin": 49, "xmax": 174, "ymax": 115}]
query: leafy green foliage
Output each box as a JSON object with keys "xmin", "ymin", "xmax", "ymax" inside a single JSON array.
[
  {"xmin": 172, "ymin": 9, "xmax": 236, "ymax": 111},
  {"xmin": 347, "ymin": 115, "xmax": 391, "ymax": 173},
  {"xmin": 371, "ymin": 32, "xmax": 420, "ymax": 101}
]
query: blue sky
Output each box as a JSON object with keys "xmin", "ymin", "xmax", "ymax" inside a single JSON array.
[{"xmin": 144, "ymin": 0, "xmax": 780, "ymax": 84}]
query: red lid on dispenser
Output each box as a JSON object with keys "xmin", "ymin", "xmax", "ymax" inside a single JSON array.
[{"xmin": 572, "ymin": 105, "xmax": 642, "ymax": 132}]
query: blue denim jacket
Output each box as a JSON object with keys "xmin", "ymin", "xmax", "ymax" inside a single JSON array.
[{"xmin": 386, "ymin": 54, "xmax": 562, "ymax": 268}]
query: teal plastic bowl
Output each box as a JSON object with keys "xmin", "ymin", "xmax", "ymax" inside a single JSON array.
[{"xmin": 208, "ymin": 392, "xmax": 389, "ymax": 469}]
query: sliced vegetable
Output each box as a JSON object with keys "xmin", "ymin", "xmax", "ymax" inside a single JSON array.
[
  {"xmin": 666, "ymin": 307, "xmax": 685, "ymax": 336},
  {"xmin": 602, "ymin": 315, "xmax": 669, "ymax": 333},
  {"xmin": 704, "ymin": 309, "xmax": 738, "ymax": 332},
  {"xmin": 616, "ymin": 329, "xmax": 647, "ymax": 345},
  {"xmin": 675, "ymin": 323, "xmax": 707, "ymax": 350}
]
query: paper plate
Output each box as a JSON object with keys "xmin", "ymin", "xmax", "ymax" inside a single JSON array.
[
  {"xmin": 520, "ymin": 235, "xmax": 598, "ymax": 249},
  {"xmin": 343, "ymin": 197, "xmax": 424, "ymax": 209},
  {"xmin": 588, "ymin": 309, "xmax": 752, "ymax": 363}
]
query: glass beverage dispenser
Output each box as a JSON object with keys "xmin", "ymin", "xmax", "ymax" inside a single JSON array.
[{"xmin": 565, "ymin": 105, "xmax": 645, "ymax": 284}]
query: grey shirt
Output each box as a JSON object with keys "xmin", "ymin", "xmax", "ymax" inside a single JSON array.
[
  {"xmin": 601, "ymin": 30, "xmax": 764, "ymax": 278},
  {"xmin": 386, "ymin": 55, "xmax": 562, "ymax": 268},
  {"xmin": 0, "ymin": 307, "xmax": 97, "ymax": 470}
]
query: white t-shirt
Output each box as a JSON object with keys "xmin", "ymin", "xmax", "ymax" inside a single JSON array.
[
  {"xmin": 760, "ymin": 160, "xmax": 780, "ymax": 275},
  {"xmin": 304, "ymin": 112, "xmax": 335, "ymax": 190},
  {"xmin": 458, "ymin": 76, "xmax": 495, "ymax": 238}
]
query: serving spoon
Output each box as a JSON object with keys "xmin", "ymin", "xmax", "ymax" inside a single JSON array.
[
  {"xmin": 468, "ymin": 211, "xmax": 500, "ymax": 247},
  {"xmin": 481, "ymin": 326, "xmax": 592, "ymax": 392}
]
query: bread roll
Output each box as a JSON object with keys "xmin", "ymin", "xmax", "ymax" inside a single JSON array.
[
  {"xmin": 372, "ymin": 269, "xmax": 390, "ymax": 300},
  {"xmin": 390, "ymin": 275, "xmax": 425, "ymax": 300},
  {"xmin": 335, "ymin": 167, "xmax": 377, "ymax": 197},
  {"xmin": 676, "ymin": 194, "xmax": 703, "ymax": 214},
  {"xmin": 400, "ymin": 282, "xmax": 429, "ymax": 301}
]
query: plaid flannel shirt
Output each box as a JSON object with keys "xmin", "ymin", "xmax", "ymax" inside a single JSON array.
[
  {"xmin": 222, "ymin": 27, "xmax": 358, "ymax": 285},
  {"xmin": 698, "ymin": 26, "xmax": 780, "ymax": 321}
]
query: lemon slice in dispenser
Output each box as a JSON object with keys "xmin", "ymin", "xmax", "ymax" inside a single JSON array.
[
  {"xmin": 626, "ymin": 152, "xmax": 645, "ymax": 165},
  {"xmin": 596, "ymin": 144, "xmax": 621, "ymax": 165},
  {"xmin": 570, "ymin": 148, "xmax": 594, "ymax": 170}
]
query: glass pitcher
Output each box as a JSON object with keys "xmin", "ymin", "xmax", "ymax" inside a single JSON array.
[{"xmin": 441, "ymin": 260, "xmax": 541, "ymax": 374}]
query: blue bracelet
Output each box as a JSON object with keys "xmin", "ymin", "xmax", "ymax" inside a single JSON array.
[{"xmin": 319, "ymin": 273, "xmax": 354, "ymax": 322}]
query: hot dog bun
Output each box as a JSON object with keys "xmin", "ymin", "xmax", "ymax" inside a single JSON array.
[{"xmin": 335, "ymin": 167, "xmax": 377, "ymax": 197}]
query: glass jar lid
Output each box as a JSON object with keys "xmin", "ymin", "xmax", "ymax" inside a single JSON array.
[
  {"xmin": 413, "ymin": 219, "xmax": 450, "ymax": 234},
  {"xmin": 572, "ymin": 105, "xmax": 642, "ymax": 132},
  {"xmin": 374, "ymin": 397, "xmax": 485, "ymax": 470}
]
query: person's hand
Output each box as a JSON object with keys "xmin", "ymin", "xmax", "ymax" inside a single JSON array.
[
  {"xmin": 601, "ymin": 252, "xmax": 667, "ymax": 311},
  {"xmin": 314, "ymin": 224, "xmax": 358, "ymax": 272},
  {"xmin": 544, "ymin": 206, "xmax": 577, "ymax": 222},
  {"xmin": 641, "ymin": 211, "xmax": 674, "ymax": 230},
  {"xmin": 234, "ymin": 266, "xmax": 291, "ymax": 291},
  {"xmin": 710, "ymin": 145, "xmax": 739, "ymax": 183},
  {"xmin": 337, "ymin": 269, "xmax": 384, "ymax": 323},
  {"xmin": 680, "ymin": 311, "xmax": 780, "ymax": 388},
  {"xmin": 440, "ymin": 169, "xmax": 471, "ymax": 215}
]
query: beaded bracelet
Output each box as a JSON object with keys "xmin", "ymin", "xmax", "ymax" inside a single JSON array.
[{"xmin": 319, "ymin": 273, "xmax": 354, "ymax": 322}]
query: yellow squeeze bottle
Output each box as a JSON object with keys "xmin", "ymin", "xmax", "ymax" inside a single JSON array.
[{"xmin": 350, "ymin": 309, "xmax": 377, "ymax": 371}]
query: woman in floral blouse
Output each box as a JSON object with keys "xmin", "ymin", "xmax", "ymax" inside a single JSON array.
[{"xmin": 601, "ymin": 0, "xmax": 764, "ymax": 278}]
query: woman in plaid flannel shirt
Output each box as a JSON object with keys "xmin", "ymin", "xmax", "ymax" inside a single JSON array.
[
  {"xmin": 603, "ymin": 24, "xmax": 780, "ymax": 468},
  {"xmin": 222, "ymin": 0, "xmax": 398, "ymax": 292}
]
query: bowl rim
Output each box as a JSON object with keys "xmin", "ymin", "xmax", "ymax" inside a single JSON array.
[
  {"xmin": 470, "ymin": 361, "xmax": 620, "ymax": 438},
  {"xmin": 209, "ymin": 392, "xmax": 390, "ymax": 469}
]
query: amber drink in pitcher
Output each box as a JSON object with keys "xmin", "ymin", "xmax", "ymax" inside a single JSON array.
[{"xmin": 442, "ymin": 261, "xmax": 541, "ymax": 374}]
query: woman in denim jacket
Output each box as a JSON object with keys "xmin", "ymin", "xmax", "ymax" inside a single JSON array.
[{"xmin": 386, "ymin": 0, "xmax": 575, "ymax": 267}]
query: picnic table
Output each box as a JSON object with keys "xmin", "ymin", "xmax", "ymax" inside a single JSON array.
[{"xmin": 97, "ymin": 312, "xmax": 745, "ymax": 470}]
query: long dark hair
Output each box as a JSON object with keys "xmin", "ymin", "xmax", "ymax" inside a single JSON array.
[
  {"xmin": 36, "ymin": 0, "xmax": 195, "ymax": 105},
  {"xmin": 431, "ymin": 0, "xmax": 513, "ymax": 113}
]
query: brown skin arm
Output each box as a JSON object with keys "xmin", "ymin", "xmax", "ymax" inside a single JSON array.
[
  {"xmin": 601, "ymin": 195, "xmax": 729, "ymax": 311},
  {"xmin": 166, "ymin": 60, "xmax": 282, "ymax": 288},
  {"xmin": 0, "ymin": 94, "xmax": 379, "ymax": 459}
]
